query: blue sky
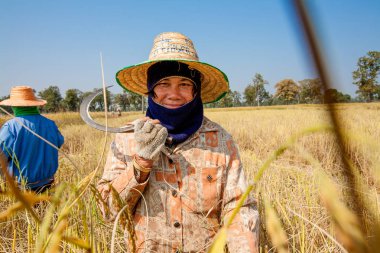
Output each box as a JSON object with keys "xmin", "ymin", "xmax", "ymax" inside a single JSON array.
[{"xmin": 1, "ymin": 0, "xmax": 379, "ymax": 98}]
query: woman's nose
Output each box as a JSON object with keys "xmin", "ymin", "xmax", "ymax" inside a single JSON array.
[{"xmin": 168, "ymin": 85, "xmax": 181, "ymax": 97}]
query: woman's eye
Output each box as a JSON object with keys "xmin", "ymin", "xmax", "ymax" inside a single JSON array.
[
  {"xmin": 180, "ymin": 83, "xmax": 193, "ymax": 88},
  {"xmin": 156, "ymin": 83, "xmax": 169, "ymax": 88}
]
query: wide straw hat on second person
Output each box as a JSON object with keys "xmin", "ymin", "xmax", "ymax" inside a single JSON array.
[
  {"xmin": 0, "ymin": 86, "xmax": 46, "ymax": 107},
  {"xmin": 116, "ymin": 32, "xmax": 229, "ymax": 104}
]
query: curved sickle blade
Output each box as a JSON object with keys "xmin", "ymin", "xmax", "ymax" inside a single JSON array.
[{"xmin": 80, "ymin": 86, "xmax": 134, "ymax": 133}]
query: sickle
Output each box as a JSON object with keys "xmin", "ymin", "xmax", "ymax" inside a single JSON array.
[
  {"xmin": 80, "ymin": 86, "xmax": 134, "ymax": 133},
  {"xmin": 79, "ymin": 86, "xmax": 173, "ymax": 144}
]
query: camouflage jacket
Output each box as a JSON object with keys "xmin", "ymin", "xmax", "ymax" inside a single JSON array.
[{"xmin": 97, "ymin": 117, "xmax": 259, "ymax": 253}]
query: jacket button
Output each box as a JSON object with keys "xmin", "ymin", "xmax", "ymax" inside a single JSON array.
[
  {"xmin": 172, "ymin": 189, "xmax": 178, "ymax": 197},
  {"xmin": 207, "ymin": 175, "xmax": 213, "ymax": 181},
  {"xmin": 173, "ymin": 221, "xmax": 181, "ymax": 228}
]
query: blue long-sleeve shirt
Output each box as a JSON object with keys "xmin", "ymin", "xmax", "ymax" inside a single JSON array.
[{"xmin": 0, "ymin": 114, "xmax": 64, "ymax": 188}]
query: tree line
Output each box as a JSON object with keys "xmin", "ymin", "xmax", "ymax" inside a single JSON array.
[
  {"xmin": 1, "ymin": 51, "xmax": 379, "ymax": 113},
  {"xmin": 211, "ymin": 51, "xmax": 379, "ymax": 108}
]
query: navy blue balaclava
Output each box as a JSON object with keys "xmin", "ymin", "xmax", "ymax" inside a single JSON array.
[{"xmin": 146, "ymin": 61, "xmax": 204, "ymax": 144}]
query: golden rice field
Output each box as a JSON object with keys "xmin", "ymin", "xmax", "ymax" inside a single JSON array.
[{"xmin": 0, "ymin": 103, "xmax": 379, "ymax": 252}]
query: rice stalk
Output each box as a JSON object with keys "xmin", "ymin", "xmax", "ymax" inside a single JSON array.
[
  {"xmin": 110, "ymin": 185, "xmax": 136, "ymax": 253},
  {"xmin": 61, "ymin": 236, "xmax": 91, "ymax": 251},
  {"xmin": 76, "ymin": 170, "xmax": 96, "ymax": 193},
  {"xmin": 340, "ymin": 128, "xmax": 380, "ymax": 185},
  {"xmin": 34, "ymin": 184, "xmax": 65, "ymax": 253},
  {"xmin": 0, "ymin": 192, "xmax": 50, "ymax": 221},
  {"xmin": 90, "ymin": 184, "xmax": 111, "ymax": 217},
  {"xmin": 208, "ymin": 184, "xmax": 253, "ymax": 253},
  {"xmin": 0, "ymin": 202, "xmax": 23, "ymax": 221},
  {"xmin": 27, "ymin": 221, "xmax": 33, "ymax": 253},
  {"xmin": 207, "ymin": 227, "xmax": 227, "ymax": 253},
  {"xmin": 286, "ymin": 206, "xmax": 347, "ymax": 253},
  {"xmin": 318, "ymin": 172, "xmax": 369, "ymax": 253},
  {"xmin": 264, "ymin": 200, "xmax": 289, "ymax": 253},
  {"xmin": 210, "ymin": 125, "xmax": 332, "ymax": 252},
  {"xmin": 0, "ymin": 155, "xmax": 41, "ymax": 222},
  {"xmin": 12, "ymin": 222, "xmax": 16, "ymax": 253},
  {"xmin": 65, "ymin": 95, "xmax": 111, "ymax": 212},
  {"xmin": 45, "ymin": 218, "xmax": 68, "ymax": 253},
  {"xmin": 41, "ymin": 199, "xmax": 91, "ymax": 252},
  {"xmin": 78, "ymin": 197, "xmax": 90, "ymax": 245},
  {"xmin": 292, "ymin": 0, "xmax": 369, "ymax": 239}
]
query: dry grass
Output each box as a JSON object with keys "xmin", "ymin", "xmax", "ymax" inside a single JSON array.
[{"xmin": 0, "ymin": 103, "xmax": 379, "ymax": 252}]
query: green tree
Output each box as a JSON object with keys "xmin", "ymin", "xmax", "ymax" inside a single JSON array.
[
  {"xmin": 244, "ymin": 73, "xmax": 270, "ymax": 106},
  {"xmin": 231, "ymin": 91, "xmax": 242, "ymax": 107},
  {"xmin": 325, "ymin": 89, "xmax": 351, "ymax": 103},
  {"xmin": 114, "ymin": 90, "xmax": 129, "ymax": 111},
  {"xmin": 214, "ymin": 89, "xmax": 235, "ymax": 107},
  {"xmin": 299, "ymin": 78, "xmax": 323, "ymax": 104},
  {"xmin": 352, "ymin": 51, "xmax": 380, "ymax": 102},
  {"xmin": 128, "ymin": 92, "xmax": 143, "ymax": 111},
  {"xmin": 113, "ymin": 90, "xmax": 145, "ymax": 111},
  {"xmin": 0, "ymin": 95, "xmax": 12, "ymax": 114},
  {"xmin": 79, "ymin": 89, "xmax": 112, "ymax": 111},
  {"xmin": 79, "ymin": 91, "xmax": 95, "ymax": 110},
  {"xmin": 91, "ymin": 89, "xmax": 112, "ymax": 111},
  {"xmin": 204, "ymin": 101, "xmax": 216, "ymax": 109},
  {"xmin": 38, "ymin": 86, "xmax": 62, "ymax": 113},
  {"xmin": 275, "ymin": 79, "xmax": 299, "ymax": 104},
  {"xmin": 62, "ymin": 89, "xmax": 82, "ymax": 111}
]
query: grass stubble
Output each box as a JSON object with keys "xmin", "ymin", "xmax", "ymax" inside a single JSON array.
[{"xmin": 0, "ymin": 103, "xmax": 379, "ymax": 252}]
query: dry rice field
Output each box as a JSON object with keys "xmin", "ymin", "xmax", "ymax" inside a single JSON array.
[{"xmin": 0, "ymin": 103, "xmax": 379, "ymax": 252}]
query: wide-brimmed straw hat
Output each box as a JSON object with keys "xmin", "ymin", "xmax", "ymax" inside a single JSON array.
[
  {"xmin": 0, "ymin": 86, "xmax": 47, "ymax": 106},
  {"xmin": 116, "ymin": 32, "xmax": 229, "ymax": 104}
]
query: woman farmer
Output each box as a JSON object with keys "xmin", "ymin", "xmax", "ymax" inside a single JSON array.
[
  {"xmin": 0, "ymin": 86, "xmax": 64, "ymax": 193},
  {"xmin": 97, "ymin": 32, "xmax": 259, "ymax": 252}
]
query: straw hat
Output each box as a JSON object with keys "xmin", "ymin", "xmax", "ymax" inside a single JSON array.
[
  {"xmin": 116, "ymin": 32, "xmax": 229, "ymax": 103},
  {"xmin": 0, "ymin": 86, "xmax": 47, "ymax": 106}
]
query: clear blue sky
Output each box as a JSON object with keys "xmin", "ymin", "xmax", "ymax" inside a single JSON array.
[{"xmin": 1, "ymin": 0, "xmax": 379, "ymax": 98}]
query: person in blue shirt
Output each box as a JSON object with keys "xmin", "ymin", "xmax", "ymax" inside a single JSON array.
[{"xmin": 0, "ymin": 86, "xmax": 64, "ymax": 193}]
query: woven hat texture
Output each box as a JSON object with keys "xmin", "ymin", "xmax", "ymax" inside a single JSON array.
[
  {"xmin": 116, "ymin": 32, "xmax": 229, "ymax": 103},
  {"xmin": 0, "ymin": 86, "xmax": 47, "ymax": 106}
]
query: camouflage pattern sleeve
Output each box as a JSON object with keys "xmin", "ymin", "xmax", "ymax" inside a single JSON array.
[
  {"xmin": 97, "ymin": 134, "xmax": 149, "ymax": 221},
  {"xmin": 222, "ymin": 138, "xmax": 260, "ymax": 253}
]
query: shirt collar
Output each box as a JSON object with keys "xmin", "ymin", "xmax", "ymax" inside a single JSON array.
[{"xmin": 166, "ymin": 117, "xmax": 220, "ymax": 153}]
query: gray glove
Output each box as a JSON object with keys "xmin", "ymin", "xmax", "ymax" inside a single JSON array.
[{"xmin": 134, "ymin": 119, "xmax": 168, "ymax": 160}]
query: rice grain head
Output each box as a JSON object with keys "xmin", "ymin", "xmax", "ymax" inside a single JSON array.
[
  {"xmin": 264, "ymin": 200, "xmax": 289, "ymax": 253},
  {"xmin": 318, "ymin": 172, "xmax": 369, "ymax": 253}
]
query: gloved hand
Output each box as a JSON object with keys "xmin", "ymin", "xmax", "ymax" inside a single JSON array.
[{"xmin": 134, "ymin": 118, "xmax": 168, "ymax": 160}]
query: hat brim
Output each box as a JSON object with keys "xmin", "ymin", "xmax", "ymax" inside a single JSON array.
[
  {"xmin": 0, "ymin": 98, "xmax": 47, "ymax": 107},
  {"xmin": 116, "ymin": 59, "xmax": 229, "ymax": 104}
]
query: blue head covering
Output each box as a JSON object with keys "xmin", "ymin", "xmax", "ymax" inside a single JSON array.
[{"xmin": 146, "ymin": 61, "xmax": 204, "ymax": 144}]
